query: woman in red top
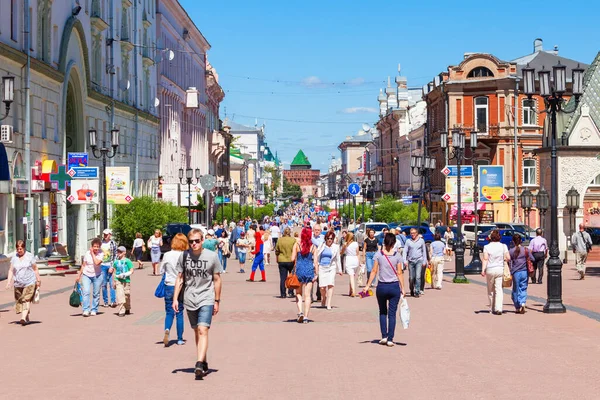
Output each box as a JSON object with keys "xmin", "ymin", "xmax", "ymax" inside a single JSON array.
[{"xmin": 247, "ymin": 226, "xmax": 266, "ymax": 282}]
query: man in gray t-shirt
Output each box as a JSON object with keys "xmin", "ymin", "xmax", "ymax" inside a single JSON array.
[
  {"xmin": 173, "ymin": 229, "xmax": 222, "ymax": 380},
  {"xmin": 571, "ymin": 223, "xmax": 593, "ymax": 280}
]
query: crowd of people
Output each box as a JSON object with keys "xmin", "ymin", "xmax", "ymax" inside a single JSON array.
[{"xmin": 2, "ymin": 202, "xmax": 595, "ymax": 379}]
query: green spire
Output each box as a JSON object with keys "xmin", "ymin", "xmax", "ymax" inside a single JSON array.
[{"xmin": 290, "ymin": 149, "xmax": 311, "ymax": 167}]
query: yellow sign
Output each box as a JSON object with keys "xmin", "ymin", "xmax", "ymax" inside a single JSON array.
[{"xmin": 106, "ymin": 167, "xmax": 131, "ymax": 204}]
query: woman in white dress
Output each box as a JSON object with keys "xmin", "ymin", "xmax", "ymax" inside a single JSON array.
[
  {"xmin": 342, "ymin": 232, "xmax": 360, "ymax": 297},
  {"xmin": 262, "ymin": 229, "xmax": 273, "ymax": 266},
  {"xmin": 314, "ymin": 230, "xmax": 342, "ymax": 309},
  {"xmin": 147, "ymin": 229, "xmax": 163, "ymax": 275},
  {"xmin": 444, "ymin": 226, "xmax": 455, "ymax": 260}
]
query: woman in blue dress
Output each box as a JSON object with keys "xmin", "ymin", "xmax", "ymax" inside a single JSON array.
[{"xmin": 292, "ymin": 227, "xmax": 317, "ymax": 324}]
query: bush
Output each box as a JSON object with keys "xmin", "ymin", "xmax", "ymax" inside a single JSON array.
[{"xmin": 111, "ymin": 196, "xmax": 188, "ymax": 247}]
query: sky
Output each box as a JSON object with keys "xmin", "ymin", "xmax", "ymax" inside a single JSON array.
[{"xmin": 180, "ymin": 0, "xmax": 600, "ymax": 172}]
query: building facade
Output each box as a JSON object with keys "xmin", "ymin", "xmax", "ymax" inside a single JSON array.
[
  {"xmin": 283, "ymin": 150, "xmax": 321, "ymax": 199},
  {"xmin": 0, "ymin": 0, "xmax": 159, "ymax": 259}
]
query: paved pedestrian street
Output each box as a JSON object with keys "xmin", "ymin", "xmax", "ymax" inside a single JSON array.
[{"xmin": 1, "ymin": 259, "xmax": 599, "ymax": 400}]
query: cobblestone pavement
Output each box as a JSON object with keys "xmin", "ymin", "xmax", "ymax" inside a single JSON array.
[{"xmin": 1, "ymin": 257, "xmax": 599, "ymax": 400}]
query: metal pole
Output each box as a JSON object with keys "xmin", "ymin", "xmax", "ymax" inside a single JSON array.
[
  {"xmin": 187, "ymin": 180, "xmax": 191, "ymax": 225},
  {"xmin": 353, "ymin": 196, "xmax": 356, "ymax": 225},
  {"xmin": 361, "ymin": 194, "xmax": 365, "ymax": 223},
  {"xmin": 24, "ymin": 0, "xmax": 33, "ymax": 252},
  {"xmin": 543, "ymin": 98, "xmax": 566, "ymax": 313},
  {"xmin": 513, "ymin": 78, "xmax": 520, "ymax": 222},
  {"xmin": 453, "ymin": 150, "xmax": 467, "ymax": 282},
  {"xmin": 221, "ymin": 189, "xmax": 224, "ymax": 223},
  {"xmin": 102, "ymin": 151, "xmax": 108, "ymax": 230},
  {"xmin": 416, "ymin": 169, "xmax": 425, "ymax": 227},
  {"xmin": 231, "ymin": 192, "xmax": 234, "ymax": 221},
  {"xmin": 465, "ymin": 163, "xmax": 482, "ymax": 274}
]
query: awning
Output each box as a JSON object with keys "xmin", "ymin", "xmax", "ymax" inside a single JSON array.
[
  {"xmin": 0, "ymin": 143, "xmax": 9, "ymax": 181},
  {"xmin": 450, "ymin": 203, "xmax": 486, "ymax": 217},
  {"xmin": 41, "ymin": 159, "xmax": 58, "ymax": 174}
]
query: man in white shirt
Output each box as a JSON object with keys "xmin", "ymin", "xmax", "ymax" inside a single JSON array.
[{"xmin": 270, "ymin": 223, "xmax": 281, "ymax": 249}]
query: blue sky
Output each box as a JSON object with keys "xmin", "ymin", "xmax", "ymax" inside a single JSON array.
[{"xmin": 181, "ymin": 0, "xmax": 600, "ymax": 172}]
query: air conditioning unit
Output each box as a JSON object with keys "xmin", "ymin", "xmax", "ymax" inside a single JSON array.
[{"xmin": 1, "ymin": 125, "xmax": 13, "ymax": 143}]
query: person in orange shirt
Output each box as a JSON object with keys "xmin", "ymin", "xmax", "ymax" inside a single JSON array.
[{"xmin": 247, "ymin": 226, "xmax": 266, "ymax": 282}]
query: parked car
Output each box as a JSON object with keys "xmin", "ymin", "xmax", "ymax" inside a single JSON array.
[
  {"xmin": 493, "ymin": 222, "xmax": 535, "ymax": 238},
  {"xmin": 399, "ymin": 226, "xmax": 435, "ymax": 243},
  {"xmin": 462, "ymin": 223, "xmax": 497, "ymax": 248},
  {"xmin": 477, "ymin": 229, "xmax": 530, "ymax": 248},
  {"xmin": 161, "ymin": 223, "xmax": 192, "ymax": 253},
  {"xmin": 355, "ymin": 222, "xmax": 390, "ymax": 249}
]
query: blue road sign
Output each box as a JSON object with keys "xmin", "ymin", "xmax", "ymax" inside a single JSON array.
[
  {"xmin": 67, "ymin": 152, "xmax": 88, "ymax": 171},
  {"xmin": 69, "ymin": 167, "xmax": 99, "ymax": 179},
  {"xmin": 443, "ymin": 165, "xmax": 473, "ymax": 177},
  {"xmin": 348, "ymin": 183, "xmax": 361, "ymax": 196}
]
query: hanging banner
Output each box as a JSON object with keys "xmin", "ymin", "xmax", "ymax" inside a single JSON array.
[
  {"xmin": 444, "ymin": 176, "xmax": 473, "ymax": 203},
  {"xmin": 106, "ymin": 166, "xmax": 131, "ymax": 204},
  {"xmin": 67, "ymin": 152, "xmax": 88, "ymax": 170},
  {"xmin": 181, "ymin": 184, "xmax": 203, "ymax": 207},
  {"xmin": 162, "ymin": 183, "xmax": 179, "ymax": 205},
  {"xmin": 479, "ymin": 165, "xmax": 505, "ymax": 202},
  {"xmin": 68, "ymin": 180, "xmax": 100, "ymax": 204}
]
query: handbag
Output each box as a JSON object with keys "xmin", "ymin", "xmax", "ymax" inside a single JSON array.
[
  {"xmin": 33, "ymin": 287, "xmax": 40, "ymax": 304},
  {"xmin": 425, "ymin": 266, "xmax": 432, "ymax": 285},
  {"xmin": 525, "ymin": 248, "xmax": 534, "ymax": 276},
  {"xmin": 502, "ymin": 262, "xmax": 513, "ymax": 288},
  {"xmin": 285, "ymin": 273, "xmax": 301, "ymax": 290},
  {"xmin": 400, "ymin": 297, "xmax": 410, "ymax": 329},
  {"xmin": 154, "ymin": 273, "xmax": 166, "ymax": 298},
  {"xmin": 69, "ymin": 283, "xmax": 82, "ymax": 308}
]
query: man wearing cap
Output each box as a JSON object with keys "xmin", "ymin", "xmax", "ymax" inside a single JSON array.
[
  {"xmin": 100, "ymin": 229, "xmax": 117, "ymax": 307},
  {"xmin": 110, "ymin": 246, "xmax": 133, "ymax": 317}
]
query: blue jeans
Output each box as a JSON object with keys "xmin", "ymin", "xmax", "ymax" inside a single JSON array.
[
  {"xmin": 408, "ymin": 260, "xmax": 423, "ymax": 295},
  {"xmin": 376, "ymin": 282, "xmax": 401, "ymax": 341},
  {"xmin": 81, "ymin": 274, "xmax": 102, "ymax": 313},
  {"xmin": 101, "ymin": 264, "xmax": 116, "ymax": 305},
  {"xmin": 511, "ymin": 270, "xmax": 529, "ymax": 309},
  {"xmin": 164, "ymin": 285, "xmax": 184, "ymax": 341},
  {"xmin": 218, "ymin": 249, "xmax": 228, "ymax": 271}
]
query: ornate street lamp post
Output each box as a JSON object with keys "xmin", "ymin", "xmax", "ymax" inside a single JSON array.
[
  {"xmin": 0, "ymin": 76, "xmax": 15, "ymax": 121},
  {"xmin": 89, "ymin": 128, "xmax": 119, "ymax": 230},
  {"xmin": 411, "ymin": 154, "xmax": 436, "ymax": 227},
  {"xmin": 523, "ymin": 61, "xmax": 584, "ymax": 313},
  {"xmin": 521, "ymin": 188, "xmax": 533, "ymax": 232},
  {"xmin": 179, "ymin": 167, "xmax": 200, "ymax": 225},
  {"xmin": 536, "ymin": 188, "xmax": 550, "ymax": 231},
  {"xmin": 565, "ymin": 186, "xmax": 580, "ymax": 240},
  {"xmin": 440, "ymin": 128, "xmax": 478, "ymax": 283}
]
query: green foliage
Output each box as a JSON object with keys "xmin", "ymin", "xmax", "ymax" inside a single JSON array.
[
  {"xmin": 264, "ymin": 165, "xmax": 281, "ymax": 199},
  {"xmin": 339, "ymin": 195, "xmax": 430, "ymax": 224},
  {"xmin": 338, "ymin": 199, "xmax": 372, "ymax": 223},
  {"xmin": 111, "ymin": 196, "xmax": 188, "ymax": 247},
  {"xmin": 193, "ymin": 194, "xmax": 206, "ymax": 212},
  {"xmin": 215, "ymin": 203, "xmax": 276, "ymax": 223},
  {"xmin": 282, "ymin": 176, "xmax": 302, "ymax": 198}
]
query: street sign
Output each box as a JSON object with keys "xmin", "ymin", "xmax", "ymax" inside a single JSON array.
[
  {"xmin": 67, "ymin": 152, "xmax": 88, "ymax": 170},
  {"xmin": 348, "ymin": 183, "xmax": 360, "ymax": 196},
  {"xmin": 500, "ymin": 193, "xmax": 508, "ymax": 201},
  {"xmin": 68, "ymin": 167, "xmax": 99, "ymax": 179},
  {"xmin": 442, "ymin": 193, "xmax": 452, "ymax": 202},
  {"xmin": 479, "ymin": 165, "xmax": 505, "ymax": 202},
  {"xmin": 50, "ymin": 165, "xmax": 72, "ymax": 191},
  {"xmin": 442, "ymin": 165, "xmax": 473, "ymax": 177},
  {"xmin": 200, "ymin": 174, "xmax": 216, "ymax": 191}
]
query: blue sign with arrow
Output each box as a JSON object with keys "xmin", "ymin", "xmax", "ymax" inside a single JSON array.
[
  {"xmin": 68, "ymin": 167, "xmax": 99, "ymax": 179},
  {"xmin": 348, "ymin": 183, "xmax": 361, "ymax": 196}
]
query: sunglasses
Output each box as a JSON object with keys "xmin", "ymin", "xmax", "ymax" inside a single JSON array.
[{"xmin": 190, "ymin": 239, "xmax": 202, "ymax": 244}]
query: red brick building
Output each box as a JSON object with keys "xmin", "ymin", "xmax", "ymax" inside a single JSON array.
[{"xmin": 283, "ymin": 150, "xmax": 321, "ymax": 198}]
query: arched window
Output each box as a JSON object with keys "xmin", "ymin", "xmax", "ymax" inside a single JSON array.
[
  {"xmin": 590, "ymin": 174, "xmax": 600, "ymax": 187},
  {"xmin": 474, "ymin": 97, "xmax": 488, "ymax": 133},
  {"xmin": 37, "ymin": 0, "xmax": 52, "ymax": 62},
  {"xmin": 467, "ymin": 67, "xmax": 494, "ymax": 78}
]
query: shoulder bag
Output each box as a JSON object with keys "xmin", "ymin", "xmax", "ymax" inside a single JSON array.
[
  {"xmin": 581, "ymin": 232, "xmax": 592, "ymax": 253},
  {"xmin": 154, "ymin": 273, "xmax": 166, "ymax": 298},
  {"xmin": 177, "ymin": 251, "xmax": 188, "ymax": 304},
  {"xmin": 525, "ymin": 247, "xmax": 534, "ymax": 276}
]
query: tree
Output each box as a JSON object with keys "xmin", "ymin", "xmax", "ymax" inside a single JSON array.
[
  {"xmin": 264, "ymin": 165, "xmax": 281, "ymax": 199},
  {"xmin": 282, "ymin": 176, "xmax": 302, "ymax": 199},
  {"xmin": 111, "ymin": 196, "xmax": 188, "ymax": 247}
]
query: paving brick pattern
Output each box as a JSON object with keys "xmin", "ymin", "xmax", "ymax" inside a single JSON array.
[{"xmin": 1, "ymin": 257, "xmax": 599, "ymax": 399}]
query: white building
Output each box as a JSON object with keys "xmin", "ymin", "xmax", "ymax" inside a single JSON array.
[{"xmin": 0, "ymin": 0, "xmax": 159, "ymax": 259}]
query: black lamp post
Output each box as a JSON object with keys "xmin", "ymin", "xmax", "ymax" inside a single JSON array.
[
  {"xmin": 536, "ymin": 188, "xmax": 549, "ymax": 231},
  {"xmin": 89, "ymin": 128, "xmax": 119, "ymax": 230},
  {"xmin": 521, "ymin": 188, "xmax": 533, "ymax": 232},
  {"xmin": 411, "ymin": 154, "xmax": 436, "ymax": 227},
  {"xmin": 215, "ymin": 179, "xmax": 230, "ymax": 223},
  {"xmin": 361, "ymin": 180, "xmax": 367, "ymax": 223},
  {"xmin": 0, "ymin": 76, "xmax": 15, "ymax": 121},
  {"xmin": 232, "ymin": 183, "xmax": 239, "ymax": 221},
  {"xmin": 565, "ymin": 186, "xmax": 580, "ymax": 240},
  {"xmin": 523, "ymin": 60, "xmax": 584, "ymax": 314},
  {"xmin": 440, "ymin": 128, "xmax": 478, "ymax": 283},
  {"xmin": 179, "ymin": 167, "xmax": 200, "ymax": 225}
]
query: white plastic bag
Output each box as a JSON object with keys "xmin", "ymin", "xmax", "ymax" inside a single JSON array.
[
  {"xmin": 33, "ymin": 287, "xmax": 40, "ymax": 304},
  {"xmin": 357, "ymin": 264, "xmax": 366, "ymax": 286},
  {"xmin": 400, "ymin": 297, "xmax": 410, "ymax": 329}
]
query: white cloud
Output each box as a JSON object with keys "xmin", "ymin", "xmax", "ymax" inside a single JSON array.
[
  {"xmin": 301, "ymin": 76, "xmax": 324, "ymax": 88},
  {"xmin": 347, "ymin": 77, "xmax": 365, "ymax": 86},
  {"xmin": 340, "ymin": 107, "xmax": 378, "ymax": 114}
]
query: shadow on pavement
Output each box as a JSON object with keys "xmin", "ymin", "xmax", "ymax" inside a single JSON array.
[
  {"xmin": 171, "ymin": 368, "xmax": 219, "ymax": 376},
  {"xmin": 474, "ymin": 310, "xmax": 491, "ymax": 314},
  {"xmin": 359, "ymin": 339, "xmax": 407, "ymax": 346},
  {"xmin": 155, "ymin": 340, "xmax": 183, "ymax": 347},
  {"xmin": 69, "ymin": 312, "xmax": 105, "ymax": 317},
  {"xmin": 9, "ymin": 320, "xmax": 42, "ymax": 325}
]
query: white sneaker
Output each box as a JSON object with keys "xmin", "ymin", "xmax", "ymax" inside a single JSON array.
[
  {"xmin": 379, "ymin": 338, "xmax": 388, "ymax": 345},
  {"xmin": 90, "ymin": 311, "xmax": 97, "ymax": 316},
  {"xmin": 386, "ymin": 341, "xmax": 395, "ymax": 347},
  {"xmin": 82, "ymin": 311, "xmax": 90, "ymax": 317}
]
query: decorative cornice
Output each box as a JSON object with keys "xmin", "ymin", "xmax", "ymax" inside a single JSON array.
[
  {"xmin": 88, "ymin": 89, "xmax": 159, "ymax": 124},
  {"xmin": 0, "ymin": 42, "xmax": 64, "ymax": 82}
]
